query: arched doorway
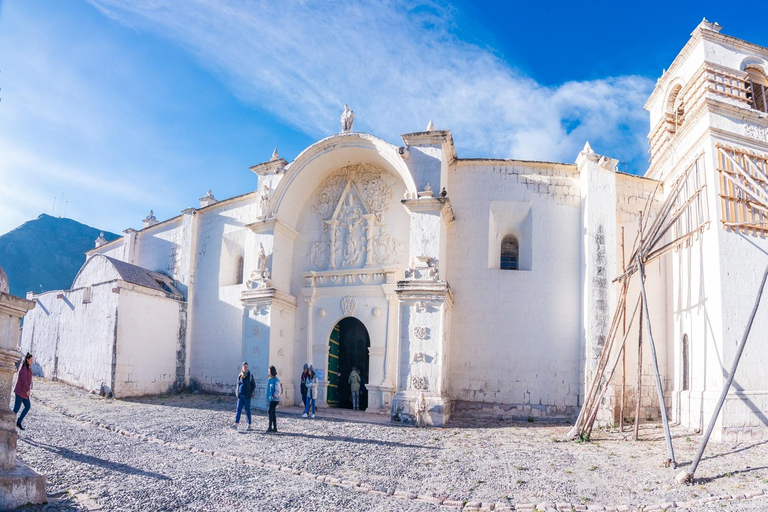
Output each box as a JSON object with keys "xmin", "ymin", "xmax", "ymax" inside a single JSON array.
[{"xmin": 327, "ymin": 317, "xmax": 370, "ymax": 410}]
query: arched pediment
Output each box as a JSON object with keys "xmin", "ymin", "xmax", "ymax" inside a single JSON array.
[{"xmin": 270, "ymin": 133, "xmax": 417, "ymax": 230}]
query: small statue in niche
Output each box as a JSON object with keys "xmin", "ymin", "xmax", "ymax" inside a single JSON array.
[
  {"xmin": 259, "ymin": 185, "xmax": 270, "ymax": 218},
  {"xmin": 256, "ymin": 242, "xmax": 268, "ymax": 277},
  {"xmin": 416, "ymin": 393, "xmax": 427, "ymax": 428}
]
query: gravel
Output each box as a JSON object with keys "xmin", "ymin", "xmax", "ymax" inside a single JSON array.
[{"xmin": 10, "ymin": 379, "xmax": 768, "ymax": 511}]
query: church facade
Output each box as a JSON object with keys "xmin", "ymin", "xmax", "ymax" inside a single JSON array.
[{"xmin": 20, "ymin": 22, "xmax": 768, "ymax": 438}]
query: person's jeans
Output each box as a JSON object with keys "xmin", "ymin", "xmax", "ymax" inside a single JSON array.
[
  {"xmin": 13, "ymin": 394, "xmax": 30, "ymax": 425},
  {"xmin": 303, "ymin": 396, "xmax": 316, "ymax": 415},
  {"xmin": 352, "ymin": 390, "xmax": 359, "ymax": 409},
  {"xmin": 268, "ymin": 400, "xmax": 279, "ymax": 431},
  {"xmin": 235, "ymin": 397, "xmax": 251, "ymax": 424}
]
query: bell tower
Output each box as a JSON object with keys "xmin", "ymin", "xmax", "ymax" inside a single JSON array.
[{"xmin": 646, "ymin": 20, "xmax": 768, "ymax": 440}]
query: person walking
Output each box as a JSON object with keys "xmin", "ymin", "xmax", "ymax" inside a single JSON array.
[
  {"xmin": 13, "ymin": 353, "xmax": 34, "ymax": 430},
  {"xmin": 231, "ymin": 362, "xmax": 256, "ymax": 431},
  {"xmin": 266, "ymin": 366, "xmax": 281, "ymax": 433},
  {"xmin": 300, "ymin": 363, "xmax": 309, "ymax": 407},
  {"xmin": 348, "ymin": 367, "xmax": 361, "ymax": 410},
  {"xmin": 302, "ymin": 366, "xmax": 318, "ymax": 418}
]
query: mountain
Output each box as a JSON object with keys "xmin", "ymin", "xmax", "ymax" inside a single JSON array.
[{"xmin": 0, "ymin": 214, "xmax": 120, "ymax": 297}]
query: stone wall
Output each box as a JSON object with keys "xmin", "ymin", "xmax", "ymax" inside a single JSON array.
[{"xmin": 447, "ymin": 160, "xmax": 583, "ymax": 420}]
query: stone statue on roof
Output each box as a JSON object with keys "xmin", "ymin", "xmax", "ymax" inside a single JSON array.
[{"xmin": 341, "ymin": 104, "xmax": 355, "ymax": 133}]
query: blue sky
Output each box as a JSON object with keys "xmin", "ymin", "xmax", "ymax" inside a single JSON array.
[{"xmin": 1, "ymin": 1, "xmax": 766, "ymax": 236}]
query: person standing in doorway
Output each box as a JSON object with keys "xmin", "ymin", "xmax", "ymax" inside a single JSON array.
[
  {"xmin": 348, "ymin": 367, "xmax": 361, "ymax": 410},
  {"xmin": 13, "ymin": 353, "xmax": 34, "ymax": 430},
  {"xmin": 302, "ymin": 366, "xmax": 318, "ymax": 418},
  {"xmin": 300, "ymin": 363, "xmax": 309, "ymax": 407},
  {"xmin": 266, "ymin": 366, "xmax": 281, "ymax": 433},
  {"xmin": 231, "ymin": 362, "xmax": 255, "ymax": 431}
]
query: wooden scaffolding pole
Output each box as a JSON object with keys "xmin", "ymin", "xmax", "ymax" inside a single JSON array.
[
  {"xmin": 677, "ymin": 264, "xmax": 768, "ymax": 484},
  {"xmin": 633, "ymin": 294, "xmax": 643, "ymax": 442},
  {"xmin": 638, "ymin": 258, "xmax": 677, "ymax": 468},
  {"xmin": 619, "ymin": 227, "xmax": 627, "ymax": 433}
]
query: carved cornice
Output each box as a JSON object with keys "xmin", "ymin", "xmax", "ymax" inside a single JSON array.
[
  {"xmin": 400, "ymin": 130, "xmax": 457, "ymax": 163},
  {"xmin": 240, "ymin": 288, "xmax": 297, "ymax": 310},
  {"xmin": 301, "ymin": 266, "xmax": 398, "ymax": 288},
  {"xmin": 246, "ymin": 218, "xmax": 300, "ymax": 240},
  {"xmin": 401, "ymin": 130, "xmax": 451, "ymax": 147},
  {"xmin": 401, "ymin": 196, "xmax": 454, "ymax": 219},
  {"xmin": 249, "ymin": 157, "xmax": 288, "ymax": 176},
  {"xmin": 395, "ymin": 280, "xmax": 453, "ymax": 308},
  {"xmin": 0, "ymin": 293, "xmax": 36, "ymax": 316}
]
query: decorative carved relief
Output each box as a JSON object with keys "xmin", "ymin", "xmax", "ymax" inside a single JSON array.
[
  {"xmin": 412, "ymin": 352, "xmax": 425, "ymax": 362},
  {"xmin": 252, "ymin": 326, "xmax": 261, "ymax": 337},
  {"xmin": 341, "ymin": 296, "xmax": 357, "ymax": 316},
  {"xmin": 413, "ymin": 326, "xmax": 428, "ymax": 339},
  {"xmin": 318, "ymin": 308, "xmax": 326, "ymax": 318},
  {"xmin": 404, "ymin": 256, "xmax": 439, "ymax": 281},
  {"xmin": 372, "ymin": 307, "xmax": 382, "ymax": 317},
  {"xmin": 414, "ymin": 301, "xmax": 427, "ymax": 312},
  {"xmin": 412, "ymin": 375, "xmax": 428, "ymax": 390},
  {"xmin": 307, "ymin": 165, "xmax": 402, "ymax": 271},
  {"xmin": 278, "ymin": 348, "xmax": 284, "ymax": 357},
  {"xmin": 744, "ymin": 123, "xmax": 768, "ymax": 142}
]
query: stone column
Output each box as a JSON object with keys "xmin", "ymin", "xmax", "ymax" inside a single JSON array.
[
  {"xmin": 0, "ymin": 266, "xmax": 46, "ymax": 509},
  {"xmin": 391, "ymin": 197, "xmax": 455, "ymax": 427},
  {"xmin": 577, "ymin": 142, "xmax": 618, "ymax": 426}
]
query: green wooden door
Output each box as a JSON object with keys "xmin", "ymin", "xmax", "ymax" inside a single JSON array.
[{"xmin": 327, "ymin": 324, "xmax": 340, "ymax": 407}]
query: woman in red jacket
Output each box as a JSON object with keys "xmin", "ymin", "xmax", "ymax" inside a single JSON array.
[{"xmin": 13, "ymin": 353, "xmax": 33, "ymax": 430}]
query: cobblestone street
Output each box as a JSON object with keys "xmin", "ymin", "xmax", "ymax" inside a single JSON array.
[{"xmin": 12, "ymin": 380, "xmax": 768, "ymax": 511}]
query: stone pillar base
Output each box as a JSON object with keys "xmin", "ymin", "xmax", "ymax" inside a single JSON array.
[
  {"xmin": 0, "ymin": 460, "xmax": 46, "ymax": 510},
  {"xmin": 392, "ymin": 392, "xmax": 452, "ymax": 426},
  {"xmin": 364, "ymin": 384, "xmax": 394, "ymax": 414}
]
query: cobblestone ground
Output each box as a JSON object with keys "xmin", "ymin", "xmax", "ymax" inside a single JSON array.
[{"xmin": 10, "ymin": 380, "xmax": 768, "ymax": 511}]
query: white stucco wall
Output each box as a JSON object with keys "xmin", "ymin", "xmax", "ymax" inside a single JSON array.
[
  {"xmin": 21, "ymin": 284, "xmax": 116, "ymax": 392},
  {"xmin": 447, "ymin": 160, "xmax": 583, "ymax": 418},
  {"xmin": 186, "ymin": 196, "xmax": 258, "ymax": 393},
  {"xmin": 114, "ymin": 287, "xmax": 185, "ymax": 396}
]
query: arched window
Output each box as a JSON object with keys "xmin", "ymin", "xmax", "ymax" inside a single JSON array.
[
  {"xmin": 746, "ymin": 66, "xmax": 768, "ymax": 113},
  {"xmin": 236, "ymin": 256, "xmax": 244, "ymax": 285},
  {"xmin": 681, "ymin": 334, "xmax": 690, "ymax": 391},
  {"xmin": 500, "ymin": 235, "xmax": 519, "ymax": 270},
  {"xmin": 666, "ymin": 84, "xmax": 685, "ymax": 132}
]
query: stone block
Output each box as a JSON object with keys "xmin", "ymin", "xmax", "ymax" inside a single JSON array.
[{"xmin": 0, "ymin": 460, "xmax": 46, "ymax": 510}]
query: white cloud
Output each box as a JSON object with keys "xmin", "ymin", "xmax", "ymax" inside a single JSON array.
[{"xmin": 86, "ymin": 0, "xmax": 653, "ymax": 167}]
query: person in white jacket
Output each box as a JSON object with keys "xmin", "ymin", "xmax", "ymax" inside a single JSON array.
[{"xmin": 302, "ymin": 366, "xmax": 318, "ymax": 418}]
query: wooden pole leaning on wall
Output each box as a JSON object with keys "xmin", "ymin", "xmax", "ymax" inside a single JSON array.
[
  {"xmin": 620, "ymin": 227, "xmax": 627, "ymax": 433},
  {"xmin": 583, "ymin": 293, "xmax": 642, "ymax": 440},
  {"xmin": 637, "ymin": 258, "xmax": 677, "ymax": 468},
  {"xmin": 569, "ymin": 288, "xmax": 628, "ymax": 438},
  {"xmin": 633, "ymin": 294, "xmax": 643, "ymax": 441},
  {"xmin": 676, "ymin": 263, "xmax": 768, "ymax": 484}
]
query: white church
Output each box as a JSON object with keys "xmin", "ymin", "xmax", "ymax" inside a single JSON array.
[{"xmin": 21, "ymin": 21, "xmax": 768, "ymax": 438}]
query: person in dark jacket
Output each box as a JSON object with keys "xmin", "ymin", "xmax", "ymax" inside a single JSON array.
[
  {"xmin": 14, "ymin": 353, "xmax": 34, "ymax": 430},
  {"xmin": 300, "ymin": 363, "xmax": 309, "ymax": 407},
  {"xmin": 231, "ymin": 362, "xmax": 256, "ymax": 431}
]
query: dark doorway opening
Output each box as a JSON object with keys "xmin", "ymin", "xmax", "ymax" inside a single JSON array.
[{"xmin": 327, "ymin": 317, "xmax": 369, "ymax": 411}]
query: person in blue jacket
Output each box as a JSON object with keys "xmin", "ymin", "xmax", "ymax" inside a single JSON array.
[
  {"xmin": 266, "ymin": 366, "xmax": 281, "ymax": 433},
  {"xmin": 231, "ymin": 362, "xmax": 255, "ymax": 431}
]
